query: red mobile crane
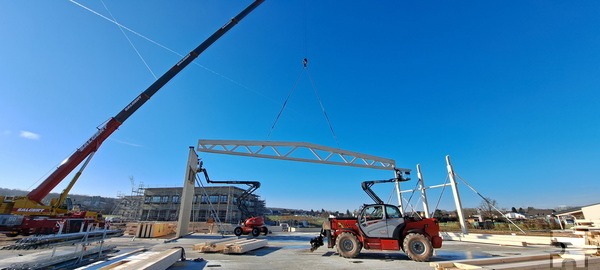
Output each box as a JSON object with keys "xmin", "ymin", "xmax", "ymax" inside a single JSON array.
[
  {"xmin": 0, "ymin": 0, "xmax": 264, "ymax": 237},
  {"xmin": 198, "ymin": 162, "xmax": 268, "ymax": 237},
  {"xmin": 310, "ymin": 169, "xmax": 443, "ymax": 262}
]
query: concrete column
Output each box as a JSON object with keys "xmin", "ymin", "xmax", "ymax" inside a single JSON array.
[
  {"xmin": 176, "ymin": 147, "xmax": 198, "ymax": 238},
  {"xmin": 446, "ymin": 155, "xmax": 468, "ymax": 234},
  {"xmin": 416, "ymin": 164, "xmax": 431, "ymax": 218}
]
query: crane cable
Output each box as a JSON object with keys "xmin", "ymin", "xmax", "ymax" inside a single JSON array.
[
  {"xmin": 454, "ymin": 173, "xmax": 526, "ymax": 234},
  {"xmin": 100, "ymin": 0, "xmax": 157, "ymax": 79},
  {"xmin": 68, "ymin": 0, "xmax": 273, "ymax": 102},
  {"xmin": 267, "ymin": 1, "xmax": 340, "ymax": 146},
  {"xmin": 306, "ymin": 64, "xmax": 340, "ymax": 147},
  {"xmin": 267, "ymin": 68, "xmax": 304, "ymax": 138},
  {"xmin": 431, "ymin": 175, "xmax": 449, "ymax": 218}
]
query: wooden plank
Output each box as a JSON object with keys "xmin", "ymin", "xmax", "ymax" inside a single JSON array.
[
  {"xmin": 198, "ymin": 237, "xmax": 241, "ymax": 252},
  {"xmin": 106, "ymin": 248, "xmax": 182, "ymax": 270},
  {"xmin": 195, "ymin": 237, "xmax": 268, "ymax": 254},
  {"xmin": 223, "ymin": 239, "xmax": 268, "ymax": 254}
]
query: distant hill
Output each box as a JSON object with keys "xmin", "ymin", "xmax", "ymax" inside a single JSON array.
[{"xmin": 0, "ymin": 187, "xmax": 118, "ymax": 214}]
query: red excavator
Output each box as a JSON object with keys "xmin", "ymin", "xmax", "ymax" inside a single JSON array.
[
  {"xmin": 0, "ymin": 0, "xmax": 264, "ymax": 237},
  {"xmin": 197, "ymin": 162, "xmax": 268, "ymax": 237},
  {"xmin": 310, "ymin": 169, "xmax": 443, "ymax": 262}
]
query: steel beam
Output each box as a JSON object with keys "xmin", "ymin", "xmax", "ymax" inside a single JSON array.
[{"xmin": 197, "ymin": 139, "xmax": 400, "ymax": 171}]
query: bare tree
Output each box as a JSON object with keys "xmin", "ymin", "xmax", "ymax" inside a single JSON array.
[{"xmin": 479, "ymin": 197, "xmax": 498, "ymax": 221}]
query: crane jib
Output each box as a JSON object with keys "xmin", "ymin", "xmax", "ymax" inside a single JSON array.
[{"xmin": 25, "ymin": 0, "xmax": 265, "ymax": 204}]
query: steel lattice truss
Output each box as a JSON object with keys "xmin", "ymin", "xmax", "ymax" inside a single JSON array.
[{"xmin": 197, "ymin": 139, "xmax": 402, "ymax": 171}]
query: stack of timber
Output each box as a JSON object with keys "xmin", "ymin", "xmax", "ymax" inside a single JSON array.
[
  {"xmin": 430, "ymin": 253, "xmax": 600, "ymax": 270},
  {"xmin": 193, "ymin": 237, "xmax": 267, "ymax": 254},
  {"xmin": 188, "ymin": 222, "xmax": 234, "ymax": 234},
  {"xmin": 440, "ymin": 232, "xmax": 585, "ymax": 247},
  {"xmin": 92, "ymin": 248, "xmax": 183, "ymax": 270},
  {"xmin": 126, "ymin": 222, "xmax": 176, "ymax": 238}
]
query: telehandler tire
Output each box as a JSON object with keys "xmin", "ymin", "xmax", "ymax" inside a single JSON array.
[
  {"xmin": 336, "ymin": 232, "xmax": 362, "ymax": 258},
  {"xmin": 402, "ymin": 233, "xmax": 433, "ymax": 262}
]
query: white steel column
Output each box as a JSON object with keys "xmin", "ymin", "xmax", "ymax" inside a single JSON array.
[
  {"xmin": 446, "ymin": 155, "xmax": 468, "ymax": 234},
  {"xmin": 416, "ymin": 164, "xmax": 431, "ymax": 218},
  {"xmin": 176, "ymin": 147, "xmax": 198, "ymax": 238},
  {"xmin": 394, "ymin": 178, "xmax": 404, "ymax": 215}
]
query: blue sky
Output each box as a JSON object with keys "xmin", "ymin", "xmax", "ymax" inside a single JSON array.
[{"xmin": 1, "ymin": 1, "xmax": 599, "ymax": 213}]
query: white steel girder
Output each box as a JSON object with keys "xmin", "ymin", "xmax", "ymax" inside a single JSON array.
[{"xmin": 197, "ymin": 139, "xmax": 403, "ymax": 171}]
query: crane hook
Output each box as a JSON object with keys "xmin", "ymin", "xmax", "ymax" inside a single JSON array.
[{"xmin": 303, "ymin": 58, "xmax": 308, "ymax": 68}]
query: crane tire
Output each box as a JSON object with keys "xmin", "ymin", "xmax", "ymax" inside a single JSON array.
[
  {"xmin": 261, "ymin": 226, "xmax": 268, "ymax": 235},
  {"xmin": 234, "ymin": 227, "xmax": 243, "ymax": 236},
  {"xmin": 335, "ymin": 232, "xmax": 362, "ymax": 258},
  {"xmin": 403, "ymin": 233, "xmax": 433, "ymax": 262},
  {"xmin": 251, "ymin": 227, "xmax": 261, "ymax": 237}
]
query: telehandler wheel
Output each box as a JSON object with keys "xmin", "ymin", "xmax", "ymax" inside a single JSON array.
[
  {"xmin": 234, "ymin": 227, "xmax": 243, "ymax": 236},
  {"xmin": 261, "ymin": 226, "xmax": 268, "ymax": 236},
  {"xmin": 4, "ymin": 233, "xmax": 18, "ymax": 237},
  {"xmin": 251, "ymin": 227, "xmax": 261, "ymax": 237},
  {"xmin": 335, "ymin": 232, "xmax": 362, "ymax": 258},
  {"xmin": 402, "ymin": 233, "xmax": 433, "ymax": 262}
]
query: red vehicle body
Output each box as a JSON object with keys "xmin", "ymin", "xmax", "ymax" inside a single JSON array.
[
  {"xmin": 233, "ymin": 216, "xmax": 268, "ymax": 237},
  {"xmin": 311, "ymin": 170, "xmax": 443, "ymax": 262},
  {"xmin": 0, "ymin": 212, "xmax": 99, "ymax": 237},
  {"xmin": 312, "ymin": 204, "xmax": 442, "ymax": 262}
]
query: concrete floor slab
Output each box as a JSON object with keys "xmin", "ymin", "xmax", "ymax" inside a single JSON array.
[{"xmin": 0, "ymin": 232, "xmax": 571, "ymax": 270}]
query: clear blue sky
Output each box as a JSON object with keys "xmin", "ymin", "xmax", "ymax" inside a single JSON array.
[{"xmin": 1, "ymin": 1, "xmax": 599, "ymax": 213}]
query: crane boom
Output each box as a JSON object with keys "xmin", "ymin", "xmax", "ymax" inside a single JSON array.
[{"xmin": 26, "ymin": 0, "xmax": 265, "ymax": 204}]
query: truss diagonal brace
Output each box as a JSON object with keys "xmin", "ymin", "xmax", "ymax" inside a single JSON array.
[{"xmin": 197, "ymin": 139, "xmax": 404, "ymax": 171}]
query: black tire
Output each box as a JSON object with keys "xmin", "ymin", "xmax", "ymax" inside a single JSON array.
[
  {"xmin": 335, "ymin": 232, "xmax": 362, "ymax": 258},
  {"xmin": 402, "ymin": 233, "xmax": 433, "ymax": 262},
  {"xmin": 5, "ymin": 233, "xmax": 18, "ymax": 237},
  {"xmin": 261, "ymin": 226, "xmax": 268, "ymax": 236},
  {"xmin": 234, "ymin": 227, "xmax": 243, "ymax": 236},
  {"xmin": 251, "ymin": 227, "xmax": 261, "ymax": 237}
]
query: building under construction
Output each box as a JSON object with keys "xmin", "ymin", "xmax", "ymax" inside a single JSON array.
[{"xmin": 136, "ymin": 186, "xmax": 265, "ymax": 223}]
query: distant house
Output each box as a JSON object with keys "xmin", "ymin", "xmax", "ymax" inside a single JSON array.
[
  {"xmin": 525, "ymin": 208, "xmax": 555, "ymax": 218},
  {"xmin": 504, "ymin": 212, "xmax": 527, "ymax": 220},
  {"xmin": 555, "ymin": 202, "xmax": 600, "ymax": 227}
]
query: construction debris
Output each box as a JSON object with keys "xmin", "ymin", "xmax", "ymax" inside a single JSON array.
[{"xmin": 194, "ymin": 237, "xmax": 267, "ymax": 254}]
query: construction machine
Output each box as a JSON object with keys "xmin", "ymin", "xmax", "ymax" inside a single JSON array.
[
  {"xmin": 310, "ymin": 169, "xmax": 443, "ymax": 262},
  {"xmin": 0, "ymin": 0, "xmax": 264, "ymax": 237},
  {"xmin": 198, "ymin": 161, "xmax": 268, "ymax": 237}
]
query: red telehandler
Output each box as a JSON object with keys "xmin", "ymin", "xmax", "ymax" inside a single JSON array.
[
  {"xmin": 0, "ymin": 0, "xmax": 264, "ymax": 237},
  {"xmin": 310, "ymin": 169, "xmax": 443, "ymax": 262},
  {"xmin": 197, "ymin": 162, "xmax": 268, "ymax": 237}
]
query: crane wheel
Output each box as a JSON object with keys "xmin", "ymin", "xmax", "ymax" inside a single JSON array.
[
  {"xmin": 234, "ymin": 227, "xmax": 243, "ymax": 236},
  {"xmin": 335, "ymin": 232, "xmax": 362, "ymax": 258},
  {"xmin": 251, "ymin": 227, "xmax": 261, "ymax": 237},
  {"xmin": 261, "ymin": 226, "xmax": 268, "ymax": 235},
  {"xmin": 402, "ymin": 233, "xmax": 433, "ymax": 262}
]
